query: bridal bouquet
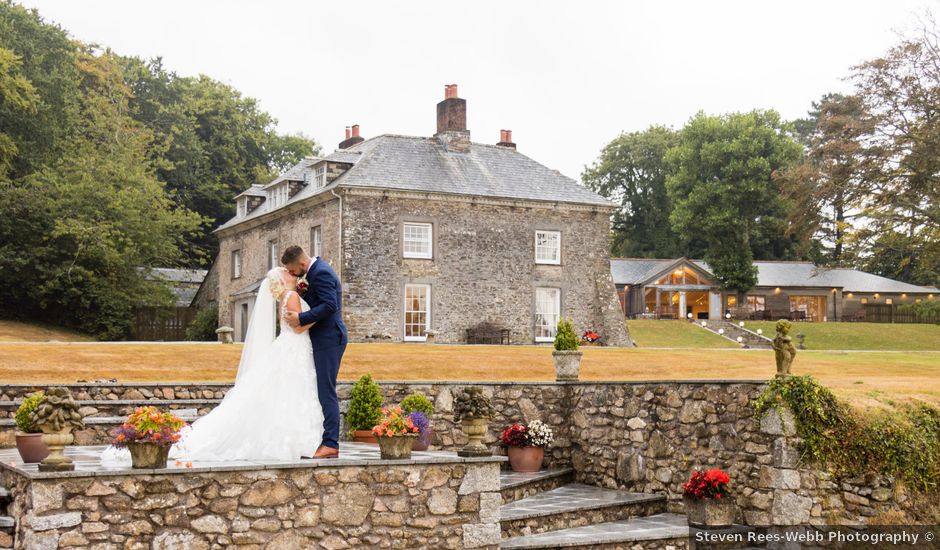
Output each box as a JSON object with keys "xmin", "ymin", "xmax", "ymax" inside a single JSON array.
[{"xmin": 111, "ymin": 406, "xmax": 187, "ymax": 448}]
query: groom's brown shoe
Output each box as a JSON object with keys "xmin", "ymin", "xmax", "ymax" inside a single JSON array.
[{"xmin": 311, "ymin": 445, "xmax": 339, "ymax": 459}]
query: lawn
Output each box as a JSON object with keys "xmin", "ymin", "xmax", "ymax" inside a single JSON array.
[
  {"xmin": 0, "ymin": 320, "xmax": 90, "ymax": 342},
  {"xmin": 626, "ymin": 320, "xmax": 734, "ymax": 348},
  {"xmin": 744, "ymin": 321, "xmax": 940, "ymax": 351},
  {"xmin": 1, "ymin": 342, "xmax": 937, "ymax": 409}
]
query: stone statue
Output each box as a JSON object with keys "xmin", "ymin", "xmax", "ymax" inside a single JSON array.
[
  {"xmin": 29, "ymin": 387, "xmax": 84, "ymax": 471},
  {"xmin": 771, "ymin": 319, "xmax": 796, "ymax": 378}
]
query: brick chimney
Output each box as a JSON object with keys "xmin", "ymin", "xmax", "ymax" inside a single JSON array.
[
  {"xmin": 338, "ymin": 124, "xmax": 364, "ymax": 149},
  {"xmin": 496, "ymin": 129, "xmax": 516, "ymax": 150},
  {"xmin": 435, "ymin": 84, "xmax": 471, "ymax": 153}
]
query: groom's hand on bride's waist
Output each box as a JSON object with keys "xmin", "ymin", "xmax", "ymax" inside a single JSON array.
[{"xmin": 284, "ymin": 311, "xmax": 300, "ymax": 327}]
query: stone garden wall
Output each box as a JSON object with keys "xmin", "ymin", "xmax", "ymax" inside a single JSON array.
[
  {"xmin": 0, "ymin": 381, "xmax": 919, "ymax": 527},
  {"xmin": 0, "ymin": 460, "xmax": 502, "ymax": 549}
]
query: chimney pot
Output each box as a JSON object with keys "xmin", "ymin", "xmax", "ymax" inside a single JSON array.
[
  {"xmin": 352, "ymin": 124, "xmax": 360, "ymax": 138},
  {"xmin": 505, "ymin": 130, "xmax": 512, "ymax": 142},
  {"xmin": 338, "ymin": 124, "xmax": 364, "ymax": 149},
  {"xmin": 444, "ymin": 84, "xmax": 459, "ymax": 99},
  {"xmin": 345, "ymin": 127, "xmax": 351, "ymax": 139},
  {"xmin": 497, "ymin": 128, "xmax": 516, "ymax": 149}
]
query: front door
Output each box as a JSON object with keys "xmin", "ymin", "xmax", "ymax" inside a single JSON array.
[{"xmin": 708, "ymin": 291, "xmax": 722, "ymax": 320}]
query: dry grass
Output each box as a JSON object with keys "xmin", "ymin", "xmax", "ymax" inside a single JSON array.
[
  {"xmin": 0, "ymin": 320, "xmax": 90, "ymax": 342},
  {"xmin": 0, "ymin": 342, "xmax": 937, "ymax": 409}
]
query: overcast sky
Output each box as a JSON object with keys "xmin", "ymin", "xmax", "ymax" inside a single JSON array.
[{"xmin": 18, "ymin": 0, "xmax": 936, "ymax": 181}]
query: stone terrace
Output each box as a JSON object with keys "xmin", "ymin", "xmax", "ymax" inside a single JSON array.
[{"xmin": 0, "ymin": 443, "xmax": 504, "ymax": 549}]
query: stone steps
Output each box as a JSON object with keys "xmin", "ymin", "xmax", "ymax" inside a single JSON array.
[
  {"xmin": 500, "ymin": 468, "xmax": 575, "ymax": 504},
  {"xmin": 697, "ymin": 320, "xmax": 772, "ymax": 349},
  {"xmin": 500, "ymin": 512, "xmax": 689, "ymax": 549},
  {"xmin": 0, "ymin": 398, "xmax": 220, "ymax": 419},
  {"xmin": 500, "ymin": 483, "xmax": 666, "ymax": 537}
]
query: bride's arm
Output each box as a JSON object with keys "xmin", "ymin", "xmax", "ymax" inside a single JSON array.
[{"xmin": 286, "ymin": 293, "xmax": 315, "ymax": 334}]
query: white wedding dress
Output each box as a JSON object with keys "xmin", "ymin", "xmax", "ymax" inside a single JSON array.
[{"xmin": 101, "ymin": 274, "xmax": 323, "ymax": 464}]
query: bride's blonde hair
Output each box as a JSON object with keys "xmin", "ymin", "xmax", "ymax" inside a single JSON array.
[{"xmin": 266, "ymin": 267, "xmax": 289, "ymax": 302}]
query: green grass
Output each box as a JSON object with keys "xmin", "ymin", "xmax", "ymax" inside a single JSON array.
[
  {"xmin": 744, "ymin": 321, "xmax": 940, "ymax": 351},
  {"xmin": 626, "ymin": 319, "xmax": 735, "ymax": 348}
]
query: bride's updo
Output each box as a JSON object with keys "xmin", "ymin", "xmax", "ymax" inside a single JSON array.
[{"xmin": 266, "ymin": 267, "xmax": 289, "ymax": 301}]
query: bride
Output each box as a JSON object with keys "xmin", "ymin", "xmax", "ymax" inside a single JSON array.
[{"xmin": 102, "ymin": 267, "xmax": 323, "ymax": 464}]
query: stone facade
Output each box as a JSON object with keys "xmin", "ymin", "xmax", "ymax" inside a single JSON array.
[
  {"xmin": 342, "ymin": 192, "xmax": 628, "ymax": 345},
  {"xmin": 0, "ymin": 459, "xmax": 502, "ymax": 549},
  {"xmin": 214, "ymin": 186, "xmax": 630, "ymax": 345}
]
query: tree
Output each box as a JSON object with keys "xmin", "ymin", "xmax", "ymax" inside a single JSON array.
[
  {"xmin": 0, "ymin": 47, "xmax": 39, "ymax": 176},
  {"xmin": 849, "ymin": 19, "xmax": 940, "ymax": 287},
  {"xmin": 582, "ymin": 126, "xmax": 683, "ymax": 258},
  {"xmin": 666, "ymin": 110, "xmax": 803, "ymax": 298},
  {"xmin": 0, "ymin": 49, "xmax": 203, "ymax": 338},
  {"xmin": 775, "ymin": 94, "xmax": 873, "ymax": 265}
]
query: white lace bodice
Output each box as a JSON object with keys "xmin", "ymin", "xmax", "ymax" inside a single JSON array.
[{"xmin": 279, "ymin": 290, "xmax": 310, "ymax": 334}]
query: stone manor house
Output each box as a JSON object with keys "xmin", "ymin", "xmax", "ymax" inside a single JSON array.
[{"xmin": 204, "ymin": 85, "xmax": 630, "ymax": 346}]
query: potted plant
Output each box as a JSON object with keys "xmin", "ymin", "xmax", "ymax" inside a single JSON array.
[
  {"xmin": 111, "ymin": 406, "xmax": 187, "ymax": 469},
  {"xmin": 372, "ymin": 406, "xmax": 420, "ymax": 459},
  {"xmin": 347, "ymin": 374, "xmax": 383, "ymax": 444},
  {"xmin": 500, "ymin": 420, "xmax": 554, "ymax": 472},
  {"xmin": 454, "ymin": 386, "xmax": 495, "ymax": 457},
  {"xmin": 29, "ymin": 387, "xmax": 85, "ymax": 472},
  {"xmin": 14, "ymin": 392, "xmax": 49, "ymax": 463},
  {"xmin": 553, "ymin": 318, "xmax": 582, "ymax": 381},
  {"xmin": 682, "ymin": 468, "xmax": 735, "ymax": 528},
  {"xmin": 401, "ymin": 392, "xmax": 434, "ymax": 451}
]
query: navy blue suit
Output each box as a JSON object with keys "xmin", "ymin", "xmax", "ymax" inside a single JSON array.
[{"xmin": 297, "ymin": 257, "xmax": 348, "ymax": 449}]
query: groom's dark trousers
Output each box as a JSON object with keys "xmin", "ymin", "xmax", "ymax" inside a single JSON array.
[{"xmin": 297, "ymin": 258, "xmax": 348, "ymax": 450}]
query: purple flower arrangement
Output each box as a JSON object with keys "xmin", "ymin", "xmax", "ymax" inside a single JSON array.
[{"xmin": 409, "ymin": 411, "xmax": 431, "ymax": 447}]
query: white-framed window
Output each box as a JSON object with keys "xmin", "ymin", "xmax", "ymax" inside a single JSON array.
[
  {"xmin": 315, "ymin": 165, "xmax": 326, "ymax": 188},
  {"xmin": 268, "ymin": 240, "xmax": 278, "ymax": 270},
  {"xmin": 311, "ymin": 225, "xmax": 322, "ymax": 258},
  {"xmin": 535, "ymin": 230, "xmax": 561, "ymax": 265},
  {"xmin": 231, "ymin": 250, "xmax": 242, "ymax": 279},
  {"xmin": 404, "ymin": 284, "xmax": 430, "ymax": 341},
  {"xmin": 403, "ymin": 222, "xmax": 433, "ymax": 259},
  {"xmin": 535, "ymin": 287, "xmax": 561, "ymax": 342}
]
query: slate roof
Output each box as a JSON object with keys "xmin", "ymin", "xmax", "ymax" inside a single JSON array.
[
  {"xmin": 217, "ymin": 135, "xmax": 613, "ymax": 231},
  {"xmin": 138, "ymin": 268, "xmax": 208, "ymax": 307},
  {"xmin": 611, "ymin": 259, "xmax": 939, "ymax": 294}
]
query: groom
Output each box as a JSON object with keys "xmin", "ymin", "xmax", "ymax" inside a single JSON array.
[{"xmin": 281, "ymin": 245, "xmax": 348, "ymax": 459}]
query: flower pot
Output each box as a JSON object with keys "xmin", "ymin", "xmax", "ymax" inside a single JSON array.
[
  {"xmin": 413, "ymin": 426, "xmax": 434, "ymax": 452},
  {"xmin": 352, "ymin": 430, "xmax": 379, "ymax": 444},
  {"xmin": 552, "ymin": 350, "xmax": 583, "ymax": 381},
  {"xmin": 376, "ymin": 434, "xmax": 418, "ymax": 459},
  {"xmin": 684, "ymin": 496, "xmax": 735, "ymax": 528},
  {"xmin": 126, "ymin": 442, "xmax": 171, "ymax": 469},
  {"xmin": 458, "ymin": 417, "xmax": 491, "ymax": 457},
  {"xmin": 15, "ymin": 432, "xmax": 49, "ymax": 463},
  {"xmin": 507, "ymin": 446, "xmax": 544, "ymax": 472}
]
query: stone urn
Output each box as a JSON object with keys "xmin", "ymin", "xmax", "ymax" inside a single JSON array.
[
  {"xmin": 127, "ymin": 442, "xmax": 171, "ymax": 469},
  {"xmin": 38, "ymin": 427, "xmax": 75, "ymax": 472},
  {"xmin": 684, "ymin": 496, "xmax": 735, "ymax": 528},
  {"xmin": 552, "ymin": 350, "xmax": 583, "ymax": 381},
  {"xmin": 377, "ymin": 433, "xmax": 418, "ymax": 459},
  {"xmin": 15, "ymin": 432, "xmax": 49, "ymax": 463},
  {"xmin": 458, "ymin": 417, "xmax": 491, "ymax": 457},
  {"xmin": 507, "ymin": 446, "xmax": 544, "ymax": 472}
]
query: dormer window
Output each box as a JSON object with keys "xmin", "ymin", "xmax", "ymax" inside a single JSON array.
[
  {"xmin": 237, "ymin": 198, "xmax": 247, "ymax": 218},
  {"xmin": 315, "ymin": 165, "xmax": 326, "ymax": 188}
]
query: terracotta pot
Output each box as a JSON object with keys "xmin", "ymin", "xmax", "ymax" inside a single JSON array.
[
  {"xmin": 684, "ymin": 496, "xmax": 735, "ymax": 528},
  {"xmin": 15, "ymin": 432, "xmax": 50, "ymax": 463},
  {"xmin": 458, "ymin": 417, "xmax": 491, "ymax": 457},
  {"xmin": 127, "ymin": 442, "xmax": 171, "ymax": 469},
  {"xmin": 507, "ymin": 446, "xmax": 544, "ymax": 472},
  {"xmin": 377, "ymin": 433, "xmax": 418, "ymax": 459},
  {"xmin": 352, "ymin": 430, "xmax": 379, "ymax": 444},
  {"xmin": 552, "ymin": 350, "xmax": 583, "ymax": 381},
  {"xmin": 413, "ymin": 426, "xmax": 434, "ymax": 452}
]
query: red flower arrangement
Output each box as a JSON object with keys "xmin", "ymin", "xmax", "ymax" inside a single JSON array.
[
  {"xmin": 582, "ymin": 330, "xmax": 600, "ymax": 343},
  {"xmin": 110, "ymin": 406, "xmax": 187, "ymax": 448},
  {"xmin": 297, "ymin": 277, "xmax": 309, "ymax": 295},
  {"xmin": 499, "ymin": 424, "xmax": 528, "ymax": 447},
  {"xmin": 682, "ymin": 469, "xmax": 731, "ymax": 500},
  {"xmin": 372, "ymin": 406, "xmax": 420, "ymax": 438}
]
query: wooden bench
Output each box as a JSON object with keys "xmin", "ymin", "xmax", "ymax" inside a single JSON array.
[{"xmin": 466, "ymin": 322, "xmax": 511, "ymax": 345}]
